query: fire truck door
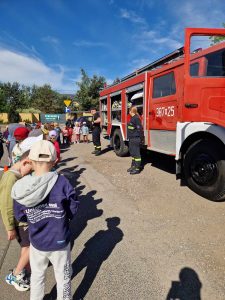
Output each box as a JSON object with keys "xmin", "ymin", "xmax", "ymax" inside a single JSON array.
[
  {"xmin": 183, "ymin": 28, "xmax": 225, "ymax": 126},
  {"xmin": 148, "ymin": 71, "xmax": 178, "ymax": 153}
]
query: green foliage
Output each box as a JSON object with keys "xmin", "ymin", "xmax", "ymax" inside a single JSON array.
[
  {"xmin": 0, "ymin": 70, "xmax": 106, "ymax": 114},
  {"xmin": 16, "ymin": 107, "xmax": 41, "ymax": 113},
  {"xmin": 113, "ymin": 77, "xmax": 120, "ymax": 84},
  {"xmin": 0, "ymin": 82, "xmax": 65, "ymax": 114},
  {"xmin": 0, "ymin": 82, "xmax": 27, "ymax": 113},
  {"xmin": 75, "ymin": 69, "xmax": 105, "ymax": 111},
  {"xmin": 209, "ymin": 23, "xmax": 225, "ymax": 45},
  {"xmin": 31, "ymin": 84, "xmax": 64, "ymax": 113},
  {"xmin": 0, "ymin": 86, "xmax": 7, "ymax": 112}
]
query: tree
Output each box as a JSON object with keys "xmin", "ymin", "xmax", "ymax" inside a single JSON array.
[
  {"xmin": 0, "ymin": 84, "xmax": 7, "ymax": 112},
  {"xmin": 75, "ymin": 69, "xmax": 105, "ymax": 111},
  {"xmin": 113, "ymin": 77, "xmax": 120, "ymax": 84},
  {"xmin": 0, "ymin": 81, "xmax": 71, "ymax": 115},
  {"xmin": 31, "ymin": 84, "xmax": 64, "ymax": 113},
  {"xmin": 209, "ymin": 23, "xmax": 225, "ymax": 45}
]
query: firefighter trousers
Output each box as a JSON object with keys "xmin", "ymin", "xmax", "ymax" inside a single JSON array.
[
  {"xmin": 129, "ymin": 137, "xmax": 142, "ymax": 169},
  {"xmin": 92, "ymin": 127, "xmax": 101, "ymax": 151}
]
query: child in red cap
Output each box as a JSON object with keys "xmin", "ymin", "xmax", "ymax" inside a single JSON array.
[{"xmin": 12, "ymin": 127, "xmax": 29, "ymax": 164}]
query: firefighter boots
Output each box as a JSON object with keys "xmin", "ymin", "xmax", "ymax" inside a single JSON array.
[
  {"xmin": 130, "ymin": 168, "xmax": 141, "ymax": 175},
  {"xmin": 130, "ymin": 160, "xmax": 142, "ymax": 175},
  {"xmin": 95, "ymin": 150, "xmax": 101, "ymax": 156},
  {"xmin": 127, "ymin": 160, "xmax": 135, "ymax": 172}
]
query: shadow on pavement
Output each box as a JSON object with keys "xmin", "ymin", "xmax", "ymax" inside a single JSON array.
[
  {"xmin": 44, "ymin": 164, "xmax": 112, "ymax": 300},
  {"xmin": 60, "ymin": 157, "xmax": 77, "ymax": 164},
  {"xmin": 72, "ymin": 217, "xmax": 124, "ymax": 300},
  {"xmin": 166, "ymin": 267, "xmax": 202, "ymax": 300},
  {"xmin": 99, "ymin": 145, "xmax": 113, "ymax": 155},
  {"xmin": 58, "ymin": 166, "xmax": 85, "ymax": 187},
  {"xmin": 141, "ymin": 149, "xmax": 176, "ymax": 174},
  {"xmin": 60, "ymin": 144, "xmax": 70, "ymax": 153},
  {"xmin": 70, "ymin": 190, "xmax": 103, "ymax": 246}
]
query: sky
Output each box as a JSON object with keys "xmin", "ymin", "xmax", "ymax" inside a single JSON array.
[{"xmin": 0, "ymin": 0, "xmax": 224, "ymax": 93}]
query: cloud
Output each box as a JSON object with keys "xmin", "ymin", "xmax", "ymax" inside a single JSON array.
[
  {"xmin": 41, "ymin": 35, "xmax": 62, "ymax": 57},
  {"xmin": 130, "ymin": 58, "xmax": 152, "ymax": 69},
  {"xmin": 73, "ymin": 40, "xmax": 108, "ymax": 47},
  {"xmin": 120, "ymin": 8, "xmax": 146, "ymax": 25},
  {"xmin": 0, "ymin": 30, "xmax": 40, "ymax": 58},
  {"xmin": 170, "ymin": 0, "xmax": 225, "ymax": 37},
  {"xmin": 133, "ymin": 30, "xmax": 182, "ymax": 53},
  {"xmin": 0, "ymin": 47, "xmax": 76, "ymax": 93},
  {"xmin": 42, "ymin": 36, "xmax": 60, "ymax": 45}
]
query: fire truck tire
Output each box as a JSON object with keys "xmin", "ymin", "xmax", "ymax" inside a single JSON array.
[
  {"xmin": 112, "ymin": 129, "xmax": 129, "ymax": 157},
  {"xmin": 183, "ymin": 139, "xmax": 225, "ymax": 201}
]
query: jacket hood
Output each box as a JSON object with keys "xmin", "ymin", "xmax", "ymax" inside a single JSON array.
[{"xmin": 11, "ymin": 171, "xmax": 58, "ymax": 207}]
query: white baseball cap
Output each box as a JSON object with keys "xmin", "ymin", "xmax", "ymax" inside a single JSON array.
[{"xmin": 29, "ymin": 140, "xmax": 57, "ymax": 162}]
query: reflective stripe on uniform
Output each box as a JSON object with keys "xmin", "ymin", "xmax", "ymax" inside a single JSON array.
[{"xmin": 134, "ymin": 158, "xmax": 141, "ymax": 162}]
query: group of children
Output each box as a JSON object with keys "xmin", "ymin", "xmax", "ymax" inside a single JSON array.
[
  {"xmin": 62, "ymin": 121, "xmax": 89, "ymax": 144},
  {"xmin": 0, "ymin": 123, "xmax": 79, "ymax": 299}
]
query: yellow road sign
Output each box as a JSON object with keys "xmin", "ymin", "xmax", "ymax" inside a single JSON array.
[{"xmin": 64, "ymin": 100, "xmax": 72, "ymax": 107}]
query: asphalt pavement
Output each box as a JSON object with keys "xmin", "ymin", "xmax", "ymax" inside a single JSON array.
[{"xmin": 0, "ymin": 138, "xmax": 225, "ymax": 300}]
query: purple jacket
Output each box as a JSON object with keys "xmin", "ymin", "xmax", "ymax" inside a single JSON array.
[{"xmin": 13, "ymin": 175, "xmax": 79, "ymax": 251}]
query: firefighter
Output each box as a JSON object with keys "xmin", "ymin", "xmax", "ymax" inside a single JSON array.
[
  {"xmin": 127, "ymin": 106, "xmax": 143, "ymax": 175},
  {"xmin": 91, "ymin": 108, "xmax": 102, "ymax": 156}
]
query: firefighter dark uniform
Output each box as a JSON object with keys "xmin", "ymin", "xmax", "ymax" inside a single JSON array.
[
  {"xmin": 92, "ymin": 112, "xmax": 101, "ymax": 156},
  {"xmin": 127, "ymin": 114, "xmax": 143, "ymax": 174}
]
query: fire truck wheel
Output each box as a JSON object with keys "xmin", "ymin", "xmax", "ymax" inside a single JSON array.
[
  {"xmin": 112, "ymin": 128, "xmax": 129, "ymax": 157},
  {"xmin": 183, "ymin": 139, "xmax": 225, "ymax": 201}
]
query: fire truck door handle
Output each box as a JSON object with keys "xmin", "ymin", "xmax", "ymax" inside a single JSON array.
[{"xmin": 185, "ymin": 103, "xmax": 198, "ymax": 108}]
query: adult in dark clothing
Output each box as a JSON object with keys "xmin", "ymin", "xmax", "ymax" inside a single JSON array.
[
  {"xmin": 127, "ymin": 106, "xmax": 143, "ymax": 175},
  {"xmin": 0, "ymin": 128, "xmax": 4, "ymax": 161},
  {"xmin": 91, "ymin": 108, "xmax": 101, "ymax": 156}
]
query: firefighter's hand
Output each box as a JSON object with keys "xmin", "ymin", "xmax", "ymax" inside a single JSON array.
[{"xmin": 7, "ymin": 229, "xmax": 17, "ymax": 241}]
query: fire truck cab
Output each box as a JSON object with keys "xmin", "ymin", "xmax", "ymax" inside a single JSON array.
[{"xmin": 100, "ymin": 28, "xmax": 225, "ymax": 201}]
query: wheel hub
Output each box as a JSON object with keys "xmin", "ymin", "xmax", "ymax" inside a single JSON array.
[{"xmin": 191, "ymin": 153, "xmax": 218, "ymax": 186}]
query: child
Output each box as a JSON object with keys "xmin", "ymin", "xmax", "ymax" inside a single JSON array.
[
  {"xmin": 54, "ymin": 122, "xmax": 61, "ymax": 145},
  {"xmin": 12, "ymin": 140, "xmax": 79, "ymax": 300},
  {"xmin": 12, "ymin": 127, "xmax": 30, "ymax": 164},
  {"xmin": 81, "ymin": 122, "xmax": 89, "ymax": 143},
  {"xmin": 62, "ymin": 126, "xmax": 69, "ymax": 145},
  {"xmin": 0, "ymin": 136, "xmax": 42, "ymax": 291},
  {"xmin": 49, "ymin": 130, "xmax": 60, "ymax": 164},
  {"xmin": 68, "ymin": 125, "xmax": 73, "ymax": 144},
  {"xmin": 73, "ymin": 122, "xmax": 81, "ymax": 143}
]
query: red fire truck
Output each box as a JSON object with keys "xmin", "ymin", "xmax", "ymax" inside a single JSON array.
[{"xmin": 99, "ymin": 28, "xmax": 225, "ymax": 201}]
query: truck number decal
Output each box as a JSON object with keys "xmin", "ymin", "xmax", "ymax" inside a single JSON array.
[{"xmin": 156, "ymin": 106, "xmax": 175, "ymax": 117}]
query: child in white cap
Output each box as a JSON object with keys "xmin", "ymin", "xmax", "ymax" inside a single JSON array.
[{"xmin": 12, "ymin": 140, "xmax": 79, "ymax": 300}]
